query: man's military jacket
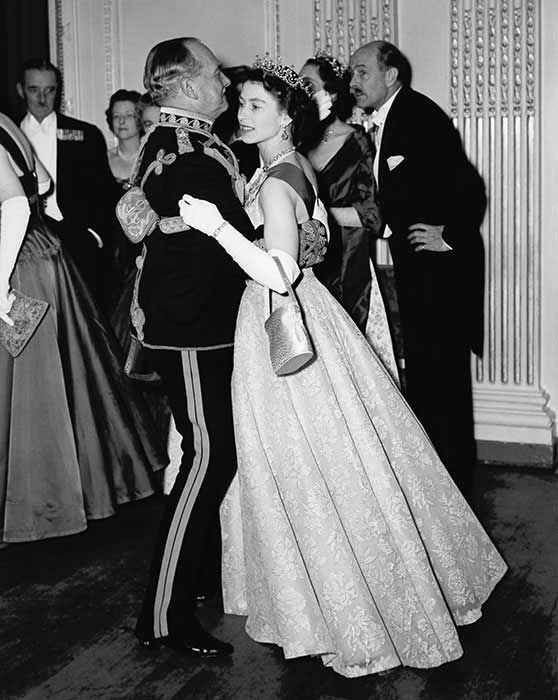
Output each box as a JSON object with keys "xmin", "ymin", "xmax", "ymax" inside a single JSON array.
[{"xmin": 133, "ymin": 107, "xmax": 256, "ymax": 350}]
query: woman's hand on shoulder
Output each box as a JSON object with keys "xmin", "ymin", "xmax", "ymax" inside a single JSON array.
[{"xmin": 179, "ymin": 194, "xmax": 225, "ymax": 236}]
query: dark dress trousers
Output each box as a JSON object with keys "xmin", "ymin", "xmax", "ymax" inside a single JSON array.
[
  {"xmin": 376, "ymin": 86, "xmax": 486, "ymax": 498},
  {"xmin": 132, "ymin": 111, "xmax": 255, "ymax": 641},
  {"xmin": 49, "ymin": 113, "xmax": 116, "ymax": 308}
]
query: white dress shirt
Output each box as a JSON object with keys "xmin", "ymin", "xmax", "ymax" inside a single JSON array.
[
  {"xmin": 20, "ymin": 111, "xmax": 63, "ymax": 221},
  {"xmin": 370, "ymin": 87, "xmax": 402, "ymax": 188},
  {"xmin": 370, "ymin": 88, "xmax": 401, "ymax": 239}
]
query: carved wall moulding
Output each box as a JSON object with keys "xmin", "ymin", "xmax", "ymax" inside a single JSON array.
[
  {"xmin": 264, "ymin": 0, "xmax": 281, "ymax": 58},
  {"xmin": 312, "ymin": 0, "xmax": 396, "ymax": 63},
  {"xmin": 450, "ymin": 0, "xmax": 551, "ymax": 440}
]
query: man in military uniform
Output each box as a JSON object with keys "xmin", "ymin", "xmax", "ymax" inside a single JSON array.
[{"xmin": 131, "ymin": 37, "xmax": 255, "ymax": 656}]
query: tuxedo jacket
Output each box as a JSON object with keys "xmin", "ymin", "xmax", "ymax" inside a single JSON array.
[
  {"xmin": 377, "ymin": 87, "xmax": 486, "ymax": 355},
  {"xmin": 135, "ymin": 113, "xmax": 256, "ymax": 350},
  {"xmin": 55, "ymin": 113, "xmax": 116, "ymax": 242}
]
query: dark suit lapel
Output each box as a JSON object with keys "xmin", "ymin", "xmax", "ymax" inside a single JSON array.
[{"xmin": 378, "ymin": 87, "xmax": 413, "ymax": 187}]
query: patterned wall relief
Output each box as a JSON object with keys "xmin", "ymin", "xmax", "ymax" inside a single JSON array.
[
  {"xmin": 51, "ymin": 0, "xmax": 122, "ymax": 142},
  {"xmin": 312, "ymin": 0, "xmax": 396, "ymax": 63},
  {"xmin": 264, "ymin": 0, "xmax": 281, "ymax": 58},
  {"xmin": 451, "ymin": 0, "xmax": 551, "ymax": 441}
]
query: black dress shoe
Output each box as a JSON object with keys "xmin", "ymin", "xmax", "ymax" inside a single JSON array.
[
  {"xmin": 134, "ymin": 632, "xmax": 161, "ymax": 649},
  {"xmin": 162, "ymin": 627, "xmax": 233, "ymax": 657},
  {"xmin": 135, "ymin": 622, "xmax": 233, "ymax": 657},
  {"xmin": 195, "ymin": 593, "xmax": 209, "ymax": 603}
]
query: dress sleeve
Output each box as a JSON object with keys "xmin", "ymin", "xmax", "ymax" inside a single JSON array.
[{"xmin": 350, "ymin": 130, "xmax": 382, "ymax": 236}]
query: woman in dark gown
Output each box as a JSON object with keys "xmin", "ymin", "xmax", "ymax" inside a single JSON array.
[
  {"xmin": 300, "ymin": 55, "xmax": 392, "ymax": 358},
  {"xmin": 0, "ymin": 113, "xmax": 167, "ymax": 544}
]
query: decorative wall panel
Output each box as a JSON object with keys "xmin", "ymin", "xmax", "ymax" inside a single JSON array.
[
  {"xmin": 450, "ymin": 0, "xmax": 554, "ymax": 444},
  {"xmin": 49, "ymin": 0, "xmax": 119, "ymax": 142},
  {"xmin": 264, "ymin": 0, "xmax": 281, "ymax": 58},
  {"xmin": 312, "ymin": 0, "xmax": 396, "ymax": 63}
]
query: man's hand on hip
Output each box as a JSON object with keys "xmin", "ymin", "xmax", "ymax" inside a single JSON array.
[{"xmin": 408, "ymin": 223, "xmax": 451, "ymax": 252}]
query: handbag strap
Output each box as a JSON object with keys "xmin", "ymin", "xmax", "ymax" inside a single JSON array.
[{"xmin": 268, "ymin": 256, "xmax": 300, "ymax": 314}]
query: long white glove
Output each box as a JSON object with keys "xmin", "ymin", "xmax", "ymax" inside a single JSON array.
[
  {"xmin": 0, "ymin": 195, "xmax": 30, "ymax": 325},
  {"xmin": 37, "ymin": 175, "xmax": 51, "ymax": 195},
  {"xmin": 313, "ymin": 89, "xmax": 333, "ymax": 121},
  {"xmin": 179, "ymin": 195, "xmax": 300, "ymax": 293}
]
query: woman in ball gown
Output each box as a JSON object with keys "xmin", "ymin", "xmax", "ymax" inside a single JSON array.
[
  {"xmin": 0, "ymin": 112, "xmax": 167, "ymax": 544},
  {"xmin": 178, "ymin": 63, "xmax": 507, "ymax": 678},
  {"xmin": 300, "ymin": 53, "xmax": 396, "ymax": 376}
]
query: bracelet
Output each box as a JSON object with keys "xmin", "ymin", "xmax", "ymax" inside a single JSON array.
[{"xmin": 211, "ymin": 221, "xmax": 228, "ymax": 239}]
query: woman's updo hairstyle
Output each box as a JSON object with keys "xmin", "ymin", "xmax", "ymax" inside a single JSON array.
[
  {"xmin": 105, "ymin": 89, "xmax": 142, "ymax": 133},
  {"xmin": 143, "ymin": 37, "xmax": 201, "ymax": 105},
  {"xmin": 244, "ymin": 65, "xmax": 319, "ymax": 150},
  {"xmin": 303, "ymin": 53, "xmax": 354, "ymax": 122}
]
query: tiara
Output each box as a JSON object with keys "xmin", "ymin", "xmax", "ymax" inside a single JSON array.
[
  {"xmin": 253, "ymin": 54, "xmax": 313, "ymax": 97},
  {"xmin": 314, "ymin": 50, "xmax": 346, "ymax": 78}
]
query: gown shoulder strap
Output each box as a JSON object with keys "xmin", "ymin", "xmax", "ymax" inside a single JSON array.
[{"xmin": 266, "ymin": 162, "xmax": 316, "ymax": 219}]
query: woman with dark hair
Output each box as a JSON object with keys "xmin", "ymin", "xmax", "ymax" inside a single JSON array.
[
  {"xmin": 179, "ymin": 58, "xmax": 506, "ymax": 678},
  {"xmin": 138, "ymin": 92, "xmax": 160, "ymax": 133},
  {"xmin": 300, "ymin": 53, "xmax": 390, "ymax": 357},
  {"xmin": 213, "ymin": 65, "xmax": 260, "ymax": 180},
  {"xmin": 105, "ymin": 89, "xmax": 143, "ymax": 187}
]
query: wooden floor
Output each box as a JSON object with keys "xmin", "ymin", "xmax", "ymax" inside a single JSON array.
[{"xmin": 1, "ymin": 465, "xmax": 557, "ymax": 700}]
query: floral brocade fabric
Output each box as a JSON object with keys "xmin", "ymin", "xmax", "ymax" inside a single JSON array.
[{"xmin": 220, "ymin": 168, "xmax": 507, "ymax": 679}]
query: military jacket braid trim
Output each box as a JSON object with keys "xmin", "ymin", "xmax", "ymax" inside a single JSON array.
[
  {"xmin": 158, "ymin": 109, "xmax": 212, "ymax": 134},
  {"xmin": 155, "ymin": 109, "xmax": 245, "ymax": 204},
  {"xmin": 132, "ymin": 107, "xmax": 250, "ymax": 349}
]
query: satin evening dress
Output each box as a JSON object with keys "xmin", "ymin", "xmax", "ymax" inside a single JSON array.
[{"xmin": 0, "ymin": 114, "xmax": 167, "ymax": 544}]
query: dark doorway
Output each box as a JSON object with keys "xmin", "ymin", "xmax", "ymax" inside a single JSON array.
[{"xmin": 0, "ymin": 0, "xmax": 50, "ymax": 121}]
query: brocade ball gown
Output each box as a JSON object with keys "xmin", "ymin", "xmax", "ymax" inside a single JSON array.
[
  {"xmin": 0, "ymin": 114, "xmax": 168, "ymax": 544},
  {"xmin": 220, "ymin": 161, "xmax": 507, "ymax": 678}
]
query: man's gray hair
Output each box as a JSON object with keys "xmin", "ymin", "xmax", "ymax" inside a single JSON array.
[{"xmin": 143, "ymin": 37, "xmax": 201, "ymax": 104}]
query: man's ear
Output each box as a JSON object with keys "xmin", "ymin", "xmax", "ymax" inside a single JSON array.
[
  {"xmin": 385, "ymin": 66, "xmax": 399, "ymax": 88},
  {"xmin": 180, "ymin": 76, "xmax": 197, "ymax": 100},
  {"xmin": 16, "ymin": 82, "xmax": 24, "ymax": 100}
]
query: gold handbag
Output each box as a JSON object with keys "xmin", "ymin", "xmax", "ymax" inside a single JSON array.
[{"xmin": 264, "ymin": 257, "xmax": 315, "ymax": 376}]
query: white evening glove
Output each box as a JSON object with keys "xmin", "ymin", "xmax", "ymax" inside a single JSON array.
[
  {"xmin": 37, "ymin": 175, "xmax": 51, "ymax": 195},
  {"xmin": 312, "ymin": 196, "xmax": 330, "ymax": 240},
  {"xmin": 178, "ymin": 194, "xmax": 300, "ymax": 293},
  {"xmin": 313, "ymin": 89, "xmax": 333, "ymax": 121},
  {"xmin": 0, "ymin": 195, "xmax": 30, "ymax": 325}
]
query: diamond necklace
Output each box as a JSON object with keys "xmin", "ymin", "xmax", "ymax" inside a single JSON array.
[
  {"xmin": 263, "ymin": 146, "xmax": 296, "ymax": 171},
  {"xmin": 117, "ymin": 145, "xmax": 140, "ymax": 162}
]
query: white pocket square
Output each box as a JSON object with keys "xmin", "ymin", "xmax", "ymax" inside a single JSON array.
[{"xmin": 387, "ymin": 155, "xmax": 405, "ymax": 170}]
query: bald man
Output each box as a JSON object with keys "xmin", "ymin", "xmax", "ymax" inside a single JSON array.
[{"xmin": 349, "ymin": 40, "xmax": 486, "ymax": 500}]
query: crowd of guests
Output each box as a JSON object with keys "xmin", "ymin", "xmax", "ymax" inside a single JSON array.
[{"xmin": 0, "ymin": 36, "xmax": 500, "ymax": 680}]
